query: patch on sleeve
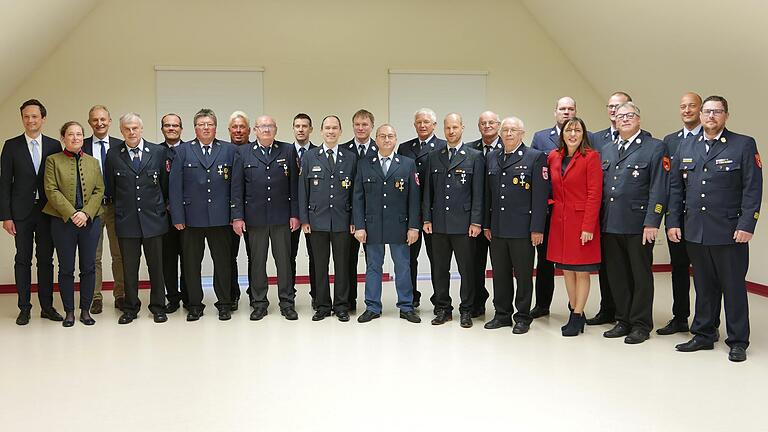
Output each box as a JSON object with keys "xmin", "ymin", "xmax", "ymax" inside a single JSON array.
[
  {"xmin": 755, "ymin": 212, "xmax": 760, "ymax": 220},
  {"xmin": 756, "ymin": 153, "xmax": 762, "ymax": 169},
  {"xmin": 542, "ymin": 166, "xmax": 549, "ymax": 180},
  {"xmin": 662, "ymin": 156, "xmax": 671, "ymax": 172},
  {"xmin": 654, "ymin": 204, "xmax": 663, "ymax": 214}
]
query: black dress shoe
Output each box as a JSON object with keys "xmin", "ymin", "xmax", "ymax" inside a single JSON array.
[
  {"xmin": 484, "ymin": 318, "xmax": 513, "ymax": 329},
  {"xmin": 460, "ymin": 312, "xmax": 473, "ymax": 328},
  {"xmin": 218, "ymin": 309, "xmax": 232, "ymax": 321},
  {"xmin": 153, "ymin": 313, "xmax": 168, "ymax": 323},
  {"xmin": 675, "ymin": 337, "xmax": 714, "ymax": 352},
  {"xmin": 250, "ymin": 307, "xmax": 267, "ymax": 321},
  {"xmin": 336, "ymin": 310, "xmax": 350, "ymax": 322},
  {"xmin": 470, "ymin": 308, "xmax": 485, "ymax": 318},
  {"xmin": 357, "ymin": 310, "xmax": 381, "ymax": 323},
  {"xmin": 186, "ymin": 309, "xmax": 203, "ymax": 322},
  {"xmin": 41, "ymin": 307, "xmax": 64, "ymax": 322},
  {"xmin": 728, "ymin": 345, "xmax": 747, "ymax": 362},
  {"xmin": 431, "ymin": 310, "xmax": 452, "ymax": 325},
  {"xmin": 118, "ymin": 313, "xmax": 136, "ymax": 324},
  {"xmin": 115, "ymin": 297, "xmax": 126, "ymax": 311},
  {"xmin": 165, "ymin": 301, "xmax": 181, "ymax": 313},
  {"xmin": 512, "ymin": 322, "xmax": 530, "ymax": 334},
  {"xmin": 529, "ymin": 306, "xmax": 550, "ymax": 319},
  {"xmin": 400, "ymin": 310, "xmax": 421, "ymax": 323},
  {"xmin": 587, "ymin": 310, "xmax": 615, "ymax": 326},
  {"xmin": 624, "ymin": 329, "xmax": 650, "ymax": 344},
  {"xmin": 656, "ymin": 318, "xmax": 689, "ymax": 335},
  {"xmin": 16, "ymin": 310, "xmax": 31, "ymax": 326},
  {"xmin": 62, "ymin": 315, "xmax": 75, "ymax": 328},
  {"xmin": 603, "ymin": 322, "xmax": 631, "ymax": 338},
  {"xmin": 90, "ymin": 299, "xmax": 103, "ymax": 315},
  {"xmin": 312, "ymin": 310, "xmax": 331, "ymax": 321},
  {"xmin": 281, "ymin": 307, "xmax": 299, "ymax": 321},
  {"xmin": 79, "ymin": 312, "xmax": 96, "ymax": 326}
]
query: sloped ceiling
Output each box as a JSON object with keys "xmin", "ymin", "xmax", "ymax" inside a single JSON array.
[{"xmin": 0, "ymin": 0, "xmax": 99, "ymax": 105}]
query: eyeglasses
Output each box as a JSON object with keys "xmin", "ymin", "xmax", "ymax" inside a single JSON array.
[
  {"xmin": 376, "ymin": 134, "xmax": 396, "ymax": 140},
  {"xmin": 615, "ymin": 112, "xmax": 638, "ymax": 120},
  {"xmin": 702, "ymin": 109, "xmax": 726, "ymax": 117},
  {"xmin": 195, "ymin": 122, "xmax": 216, "ymax": 128},
  {"xmin": 257, "ymin": 124, "xmax": 276, "ymax": 130}
]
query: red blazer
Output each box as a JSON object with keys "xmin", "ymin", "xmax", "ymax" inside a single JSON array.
[{"xmin": 546, "ymin": 148, "xmax": 602, "ymax": 265}]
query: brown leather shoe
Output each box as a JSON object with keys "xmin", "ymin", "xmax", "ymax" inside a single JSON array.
[{"xmin": 90, "ymin": 299, "xmax": 103, "ymax": 315}]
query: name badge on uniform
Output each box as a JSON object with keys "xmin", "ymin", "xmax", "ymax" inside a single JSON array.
[
  {"xmin": 715, "ymin": 159, "xmax": 733, "ymax": 165},
  {"xmin": 682, "ymin": 158, "xmax": 693, "ymax": 163},
  {"xmin": 312, "ymin": 166, "xmax": 322, "ymax": 172}
]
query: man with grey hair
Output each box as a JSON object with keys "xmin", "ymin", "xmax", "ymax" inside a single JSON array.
[
  {"xmin": 228, "ymin": 110, "xmax": 254, "ymax": 309},
  {"xmin": 83, "ymin": 104, "xmax": 125, "ymax": 314},
  {"xmin": 105, "ymin": 113, "xmax": 169, "ymax": 324},
  {"xmin": 599, "ymin": 101, "xmax": 668, "ymax": 344},
  {"xmin": 397, "ymin": 107, "xmax": 446, "ymax": 308}
]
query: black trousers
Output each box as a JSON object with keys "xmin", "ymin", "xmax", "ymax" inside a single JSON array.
[
  {"xmin": 248, "ymin": 224, "xmax": 294, "ymax": 309},
  {"xmin": 50, "ymin": 217, "xmax": 100, "ymax": 312},
  {"xmin": 290, "ymin": 229, "xmax": 317, "ymax": 299},
  {"xmin": 310, "ymin": 230, "xmax": 351, "ymax": 313},
  {"xmin": 409, "ymin": 230, "xmax": 433, "ymax": 304},
  {"xmin": 603, "ymin": 233, "xmax": 654, "ymax": 332},
  {"xmin": 687, "ymin": 242, "xmax": 749, "ymax": 348},
  {"xmin": 162, "ymin": 222, "xmax": 187, "ymax": 305},
  {"xmin": 533, "ymin": 213, "xmax": 555, "ymax": 309},
  {"xmin": 667, "ymin": 235, "xmax": 691, "ymax": 319},
  {"xmin": 473, "ymin": 233, "xmax": 490, "ymax": 312},
  {"xmin": 489, "ymin": 237, "xmax": 535, "ymax": 324},
  {"xmin": 347, "ymin": 235, "xmax": 366, "ymax": 308},
  {"xmin": 182, "ymin": 226, "xmax": 232, "ymax": 312},
  {"xmin": 430, "ymin": 233, "xmax": 476, "ymax": 314},
  {"xmin": 12, "ymin": 208, "xmax": 54, "ymax": 311},
  {"xmin": 118, "ymin": 235, "xmax": 166, "ymax": 315},
  {"xmin": 231, "ymin": 231, "xmax": 254, "ymax": 304}
]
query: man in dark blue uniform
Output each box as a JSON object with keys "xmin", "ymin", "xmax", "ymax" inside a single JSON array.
[
  {"xmin": 600, "ymin": 102, "xmax": 668, "ymax": 344},
  {"xmin": 658, "ymin": 92, "xmax": 702, "ymax": 335},
  {"xmin": 341, "ymin": 109, "xmax": 377, "ymax": 313},
  {"xmin": 467, "ymin": 111, "xmax": 502, "ymax": 318},
  {"xmin": 298, "ymin": 115, "xmax": 356, "ymax": 322},
  {"xmin": 670, "ymin": 95, "xmax": 762, "ymax": 362},
  {"xmin": 106, "ymin": 113, "xmax": 168, "ymax": 324},
  {"xmin": 529, "ymin": 97, "xmax": 577, "ymax": 318},
  {"xmin": 159, "ymin": 113, "xmax": 188, "ymax": 313},
  {"xmin": 397, "ymin": 108, "xmax": 446, "ymax": 309},
  {"xmin": 353, "ymin": 124, "xmax": 421, "ymax": 323},
  {"xmin": 227, "ymin": 111, "xmax": 254, "ymax": 311},
  {"xmin": 169, "ymin": 108, "xmax": 243, "ymax": 321},
  {"xmin": 483, "ymin": 117, "xmax": 548, "ymax": 334},
  {"xmin": 423, "ymin": 113, "xmax": 484, "ymax": 328},
  {"xmin": 236, "ymin": 115, "xmax": 300, "ymax": 321}
]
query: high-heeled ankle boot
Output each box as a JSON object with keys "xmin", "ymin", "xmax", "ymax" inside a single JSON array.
[
  {"xmin": 561, "ymin": 311, "xmax": 575, "ymax": 332},
  {"xmin": 562, "ymin": 312, "xmax": 585, "ymax": 337}
]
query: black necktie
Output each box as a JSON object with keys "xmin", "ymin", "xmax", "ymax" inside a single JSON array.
[
  {"xmin": 131, "ymin": 148, "xmax": 141, "ymax": 170},
  {"xmin": 420, "ymin": 141, "xmax": 426, "ymax": 151},
  {"xmin": 618, "ymin": 140, "xmax": 627, "ymax": 157},
  {"xmin": 705, "ymin": 139, "xmax": 714, "ymax": 154},
  {"xmin": 484, "ymin": 145, "xmax": 493, "ymax": 156},
  {"xmin": 358, "ymin": 144, "xmax": 365, "ymax": 159},
  {"xmin": 326, "ymin": 149, "xmax": 335, "ymax": 171},
  {"xmin": 98, "ymin": 140, "xmax": 109, "ymax": 197},
  {"xmin": 203, "ymin": 145, "xmax": 211, "ymax": 161},
  {"xmin": 612, "ymin": 130, "xmax": 619, "ymax": 141},
  {"xmin": 298, "ymin": 147, "xmax": 306, "ymax": 163},
  {"xmin": 262, "ymin": 146, "xmax": 270, "ymax": 156},
  {"xmin": 449, "ymin": 147, "xmax": 457, "ymax": 160}
]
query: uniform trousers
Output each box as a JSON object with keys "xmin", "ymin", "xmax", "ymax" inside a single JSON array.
[
  {"xmin": 50, "ymin": 217, "xmax": 101, "ymax": 312},
  {"xmin": 290, "ymin": 229, "xmax": 317, "ymax": 300},
  {"xmin": 12, "ymin": 207, "xmax": 54, "ymax": 311},
  {"xmin": 489, "ymin": 237, "xmax": 535, "ymax": 324},
  {"xmin": 231, "ymin": 231, "xmax": 254, "ymax": 304},
  {"xmin": 364, "ymin": 243, "xmax": 414, "ymax": 314},
  {"xmin": 603, "ymin": 233, "xmax": 654, "ymax": 331},
  {"xmin": 118, "ymin": 235, "xmax": 166, "ymax": 315},
  {"xmin": 686, "ymin": 242, "xmax": 749, "ymax": 348},
  {"xmin": 162, "ymin": 222, "xmax": 188, "ymax": 305},
  {"xmin": 430, "ymin": 233, "xmax": 476, "ymax": 314},
  {"xmin": 248, "ymin": 224, "xmax": 294, "ymax": 310},
  {"xmin": 473, "ymin": 233, "xmax": 490, "ymax": 312},
  {"xmin": 408, "ymin": 230, "xmax": 433, "ymax": 304},
  {"xmin": 347, "ymin": 236, "xmax": 366, "ymax": 308},
  {"xmin": 667, "ymin": 235, "xmax": 691, "ymax": 319},
  {"xmin": 310, "ymin": 230, "xmax": 351, "ymax": 314},
  {"xmin": 182, "ymin": 225, "xmax": 233, "ymax": 312},
  {"xmin": 94, "ymin": 203, "xmax": 124, "ymax": 301},
  {"xmin": 533, "ymin": 213, "xmax": 555, "ymax": 309}
]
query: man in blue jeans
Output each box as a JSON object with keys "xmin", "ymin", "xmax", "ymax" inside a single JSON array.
[{"xmin": 353, "ymin": 124, "xmax": 421, "ymax": 323}]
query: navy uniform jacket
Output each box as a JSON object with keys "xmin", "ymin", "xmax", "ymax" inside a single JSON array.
[
  {"xmin": 342, "ymin": 138, "xmax": 377, "ymax": 160},
  {"xmin": 298, "ymin": 145, "xmax": 356, "ymax": 232},
  {"xmin": 484, "ymin": 145, "xmax": 548, "ymax": 238},
  {"xmin": 0, "ymin": 134, "xmax": 61, "ymax": 221},
  {"xmin": 83, "ymin": 135, "xmax": 123, "ymax": 198},
  {"xmin": 592, "ymin": 128, "xmax": 652, "ymax": 151},
  {"xmin": 469, "ymin": 136, "xmax": 503, "ymax": 153},
  {"xmin": 600, "ymin": 133, "xmax": 668, "ymax": 234},
  {"xmin": 240, "ymin": 140, "xmax": 299, "ymax": 226},
  {"xmin": 353, "ymin": 154, "xmax": 420, "ymax": 244},
  {"xmin": 169, "ymin": 139, "xmax": 243, "ymax": 227},
  {"xmin": 105, "ymin": 141, "xmax": 169, "ymax": 238},
  {"xmin": 531, "ymin": 126, "xmax": 561, "ymax": 154},
  {"xmin": 667, "ymin": 129, "xmax": 762, "ymax": 245},
  {"xmin": 661, "ymin": 129, "xmax": 697, "ymax": 229},
  {"xmin": 422, "ymin": 144, "xmax": 485, "ymax": 234},
  {"xmin": 397, "ymin": 135, "xmax": 447, "ymax": 196}
]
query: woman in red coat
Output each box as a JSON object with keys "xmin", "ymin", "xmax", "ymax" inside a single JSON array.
[{"xmin": 546, "ymin": 117, "xmax": 602, "ymax": 336}]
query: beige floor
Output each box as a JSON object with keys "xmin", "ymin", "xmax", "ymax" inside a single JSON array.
[{"xmin": 0, "ymin": 273, "xmax": 766, "ymax": 432}]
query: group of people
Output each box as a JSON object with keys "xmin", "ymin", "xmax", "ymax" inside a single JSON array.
[{"xmin": 0, "ymin": 92, "xmax": 761, "ymax": 363}]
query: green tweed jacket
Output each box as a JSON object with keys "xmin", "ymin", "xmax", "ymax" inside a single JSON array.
[{"xmin": 42, "ymin": 151, "xmax": 104, "ymax": 221}]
